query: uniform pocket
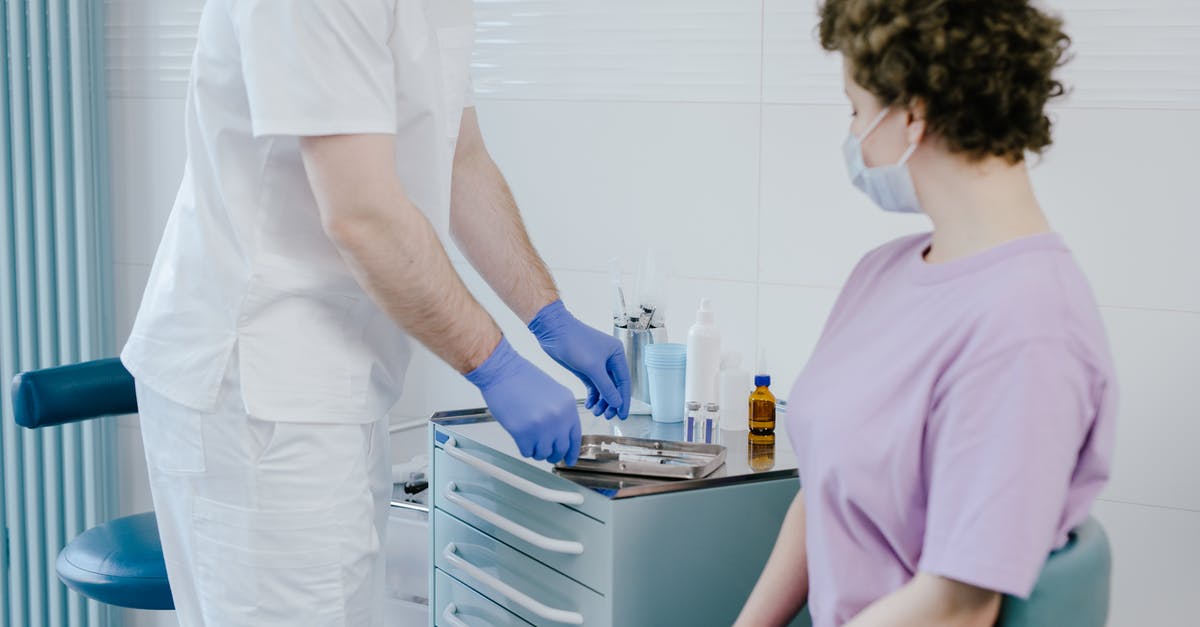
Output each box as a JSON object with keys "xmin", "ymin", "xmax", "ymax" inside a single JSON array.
[
  {"xmin": 192, "ymin": 496, "xmax": 344, "ymax": 626},
  {"xmin": 436, "ymin": 24, "xmax": 475, "ymax": 138},
  {"xmin": 236, "ymin": 278, "xmax": 369, "ymax": 422}
]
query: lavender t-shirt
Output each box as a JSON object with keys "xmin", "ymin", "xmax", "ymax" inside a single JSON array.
[{"xmin": 787, "ymin": 232, "xmax": 1116, "ymax": 627}]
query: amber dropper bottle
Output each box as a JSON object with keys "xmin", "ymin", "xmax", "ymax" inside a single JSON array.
[{"xmin": 748, "ymin": 374, "xmax": 775, "ymax": 444}]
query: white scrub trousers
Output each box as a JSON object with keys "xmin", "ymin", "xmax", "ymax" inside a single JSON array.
[{"xmin": 136, "ymin": 354, "xmax": 392, "ymax": 626}]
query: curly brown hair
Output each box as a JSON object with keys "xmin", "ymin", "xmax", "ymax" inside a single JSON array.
[{"xmin": 818, "ymin": 0, "xmax": 1071, "ymax": 163}]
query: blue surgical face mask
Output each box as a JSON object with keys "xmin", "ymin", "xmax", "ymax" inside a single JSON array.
[{"xmin": 842, "ymin": 108, "xmax": 922, "ymax": 214}]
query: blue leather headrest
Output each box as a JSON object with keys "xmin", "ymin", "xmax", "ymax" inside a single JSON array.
[{"xmin": 11, "ymin": 358, "xmax": 137, "ymax": 429}]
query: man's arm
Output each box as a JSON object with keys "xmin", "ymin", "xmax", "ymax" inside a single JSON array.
[
  {"xmin": 449, "ymin": 107, "xmax": 558, "ymax": 323},
  {"xmin": 734, "ymin": 491, "xmax": 811, "ymax": 627},
  {"xmin": 448, "ymin": 108, "xmax": 632, "ymax": 419},
  {"xmin": 300, "ymin": 132, "xmax": 583, "ymax": 464},
  {"xmin": 844, "ymin": 573, "xmax": 1001, "ymax": 627},
  {"xmin": 301, "ymin": 132, "xmax": 499, "ymax": 373}
]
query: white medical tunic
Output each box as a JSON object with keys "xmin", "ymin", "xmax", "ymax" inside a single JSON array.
[{"xmin": 122, "ymin": 0, "xmax": 475, "ymax": 423}]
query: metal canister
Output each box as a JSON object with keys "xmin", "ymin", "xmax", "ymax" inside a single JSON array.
[{"xmin": 613, "ymin": 323, "xmax": 668, "ymax": 405}]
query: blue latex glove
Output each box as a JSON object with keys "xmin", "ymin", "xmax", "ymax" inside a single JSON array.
[
  {"xmin": 465, "ymin": 336, "xmax": 582, "ymax": 465},
  {"xmin": 529, "ymin": 300, "xmax": 632, "ymax": 420}
]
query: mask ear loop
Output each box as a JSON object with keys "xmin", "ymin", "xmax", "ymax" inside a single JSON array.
[
  {"xmin": 897, "ymin": 142, "xmax": 919, "ymax": 165},
  {"xmin": 858, "ymin": 108, "xmax": 891, "ymax": 141}
]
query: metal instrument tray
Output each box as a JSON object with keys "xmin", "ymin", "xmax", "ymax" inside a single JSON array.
[{"xmin": 556, "ymin": 434, "xmax": 726, "ymax": 480}]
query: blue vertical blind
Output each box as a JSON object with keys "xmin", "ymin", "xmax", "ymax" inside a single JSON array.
[{"xmin": 1, "ymin": 1, "xmax": 115, "ymax": 626}]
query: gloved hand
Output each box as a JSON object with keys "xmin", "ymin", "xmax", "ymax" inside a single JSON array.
[
  {"xmin": 529, "ymin": 300, "xmax": 632, "ymax": 420},
  {"xmin": 465, "ymin": 336, "xmax": 582, "ymax": 465}
]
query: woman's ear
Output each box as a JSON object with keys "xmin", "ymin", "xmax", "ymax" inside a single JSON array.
[{"xmin": 905, "ymin": 99, "xmax": 927, "ymax": 146}]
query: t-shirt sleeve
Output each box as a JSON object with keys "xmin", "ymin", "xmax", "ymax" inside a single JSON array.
[
  {"xmin": 229, "ymin": 0, "xmax": 396, "ymax": 137},
  {"xmin": 463, "ymin": 70, "xmax": 475, "ymax": 108},
  {"xmin": 918, "ymin": 340, "xmax": 1100, "ymax": 598}
]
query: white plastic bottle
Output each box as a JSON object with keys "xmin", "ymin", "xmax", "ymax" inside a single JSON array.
[{"xmin": 683, "ymin": 298, "xmax": 722, "ymax": 417}]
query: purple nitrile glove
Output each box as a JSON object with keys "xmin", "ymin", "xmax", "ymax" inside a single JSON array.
[
  {"xmin": 465, "ymin": 336, "xmax": 581, "ymax": 465},
  {"xmin": 528, "ymin": 300, "xmax": 632, "ymax": 420}
]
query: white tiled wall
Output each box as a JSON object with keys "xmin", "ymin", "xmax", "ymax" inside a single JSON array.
[{"xmin": 106, "ymin": 1, "xmax": 1199, "ymax": 625}]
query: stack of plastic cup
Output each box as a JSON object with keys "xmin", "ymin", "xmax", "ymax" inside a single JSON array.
[{"xmin": 643, "ymin": 343, "xmax": 687, "ymax": 423}]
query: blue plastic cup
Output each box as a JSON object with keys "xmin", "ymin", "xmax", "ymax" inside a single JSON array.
[{"xmin": 644, "ymin": 343, "xmax": 687, "ymax": 423}]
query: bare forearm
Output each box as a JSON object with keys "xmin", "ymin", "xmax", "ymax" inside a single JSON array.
[
  {"xmin": 845, "ymin": 574, "xmax": 1000, "ymax": 627},
  {"xmin": 301, "ymin": 133, "xmax": 501, "ymax": 374},
  {"xmin": 450, "ymin": 109, "xmax": 558, "ymax": 323},
  {"xmin": 735, "ymin": 491, "xmax": 810, "ymax": 627},
  {"xmin": 329, "ymin": 196, "xmax": 500, "ymax": 374}
]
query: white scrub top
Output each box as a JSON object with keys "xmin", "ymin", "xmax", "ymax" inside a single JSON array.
[{"xmin": 122, "ymin": 0, "xmax": 475, "ymax": 423}]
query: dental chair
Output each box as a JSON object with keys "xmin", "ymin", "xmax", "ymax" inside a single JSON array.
[
  {"xmin": 11, "ymin": 358, "xmax": 173, "ymax": 611},
  {"xmin": 996, "ymin": 516, "xmax": 1111, "ymax": 626},
  {"xmin": 793, "ymin": 516, "xmax": 1111, "ymax": 626}
]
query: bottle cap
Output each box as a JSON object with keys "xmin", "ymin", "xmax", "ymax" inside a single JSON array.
[
  {"xmin": 695, "ymin": 298, "xmax": 714, "ymax": 325},
  {"xmin": 686, "ymin": 401, "xmax": 701, "ymax": 410},
  {"xmin": 704, "ymin": 402, "xmax": 719, "ymax": 411},
  {"xmin": 755, "ymin": 374, "xmax": 771, "ymax": 387}
]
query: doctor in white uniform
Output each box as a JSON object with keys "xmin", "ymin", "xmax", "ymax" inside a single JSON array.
[{"xmin": 121, "ymin": 1, "xmax": 631, "ymax": 624}]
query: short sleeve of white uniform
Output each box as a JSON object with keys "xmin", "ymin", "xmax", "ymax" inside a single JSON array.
[{"xmin": 230, "ymin": 0, "xmax": 396, "ymax": 137}]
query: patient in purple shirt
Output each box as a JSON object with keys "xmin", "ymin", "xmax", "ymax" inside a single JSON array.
[{"xmin": 736, "ymin": 2, "xmax": 1116, "ymax": 626}]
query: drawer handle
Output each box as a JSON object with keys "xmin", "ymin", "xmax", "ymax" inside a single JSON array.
[
  {"xmin": 442, "ymin": 603, "xmax": 471, "ymax": 627},
  {"xmin": 443, "ymin": 436, "xmax": 584, "ymax": 505},
  {"xmin": 443, "ymin": 543, "xmax": 585, "ymax": 625},
  {"xmin": 446, "ymin": 482, "xmax": 585, "ymax": 555}
]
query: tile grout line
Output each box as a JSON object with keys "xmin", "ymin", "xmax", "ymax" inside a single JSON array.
[
  {"xmin": 1096, "ymin": 497, "xmax": 1200, "ymax": 515},
  {"xmin": 473, "ymin": 97, "xmax": 1200, "ymax": 115},
  {"xmin": 452, "ymin": 263, "xmax": 1200, "ymax": 317},
  {"xmin": 754, "ymin": 0, "xmax": 767, "ymax": 364},
  {"xmin": 1098, "ymin": 304, "xmax": 1200, "ymax": 318}
]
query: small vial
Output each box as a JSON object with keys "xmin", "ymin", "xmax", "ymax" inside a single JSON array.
[
  {"xmin": 703, "ymin": 402, "xmax": 719, "ymax": 444},
  {"xmin": 685, "ymin": 401, "xmax": 702, "ymax": 442}
]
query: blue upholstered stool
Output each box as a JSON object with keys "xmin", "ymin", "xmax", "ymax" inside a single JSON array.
[{"xmin": 11, "ymin": 358, "xmax": 173, "ymax": 611}]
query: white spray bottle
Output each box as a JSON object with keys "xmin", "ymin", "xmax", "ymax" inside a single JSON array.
[{"xmin": 683, "ymin": 298, "xmax": 722, "ymax": 417}]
